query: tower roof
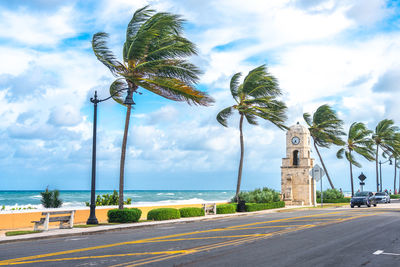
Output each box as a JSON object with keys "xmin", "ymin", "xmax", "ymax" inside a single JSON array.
[{"xmin": 288, "ymin": 122, "xmax": 309, "ymax": 134}]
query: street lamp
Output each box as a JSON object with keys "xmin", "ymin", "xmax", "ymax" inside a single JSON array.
[
  {"xmin": 379, "ymin": 158, "xmax": 392, "ymax": 193},
  {"xmin": 86, "ymin": 88, "xmax": 133, "ymax": 224}
]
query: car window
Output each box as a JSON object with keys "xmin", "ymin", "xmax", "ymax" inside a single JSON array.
[
  {"xmin": 355, "ymin": 192, "xmax": 368, "ymax": 196},
  {"xmin": 375, "ymin": 192, "xmax": 385, "ymax": 196}
]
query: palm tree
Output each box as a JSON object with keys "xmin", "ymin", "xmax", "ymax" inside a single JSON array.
[
  {"xmin": 216, "ymin": 65, "xmax": 287, "ymax": 202},
  {"xmin": 92, "ymin": 6, "xmax": 214, "ymax": 209},
  {"xmin": 303, "ymin": 104, "xmax": 345, "ymax": 189},
  {"xmin": 389, "ymin": 133, "xmax": 400, "ymax": 193},
  {"xmin": 336, "ymin": 122, "xmax": 374, "ymax": 196},
  {"xmin": 371, "ymin": 119, "xmax": 399, "ymax": 192}
]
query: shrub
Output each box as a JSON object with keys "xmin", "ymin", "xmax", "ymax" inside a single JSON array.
[
  {"xmin": 85, "ymin": 190, "xmax": 132, "ymax": 206},
  {"xmin": 232, "ymin": 187, "xmax": 280, "ymax": 203},
  {"xmin": 147, "ymin": 208, "xmax": 181, "ymax": 221},
  {"xmin": 316, "ymin": 189, "xmax": 344, "ymax": 200},
  {"xmin": 179, "ymin": 207, "xmax": 205, "ymax": 218},
  {"xmin": 41, "ymin": 188, "xmax": 63, "ymax": 208},
  {"xmin": 390, "ymin": 194, "xmax": 400, "ymax": 199},
  {"xmin": 245, "ymin": 201, "xmax": 285, "ymax": 212},
  {"xmin": 216, "ymin": 204, "xmax": 236, "ymax": 214},
  {"xmin": 107, "ymin": 208, "xmax": 142, "ymax": 223}
]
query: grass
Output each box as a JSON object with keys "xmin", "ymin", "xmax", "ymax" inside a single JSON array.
[
  {"xmin": 5, "ymin": 230, "xmax": 42, "ymax": 236},
  {"xmin": 74, "ymin": 223, "xmax": 120, "ymax": 228}
]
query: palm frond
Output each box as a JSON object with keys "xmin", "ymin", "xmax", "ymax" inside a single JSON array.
[
  {"xmin": 230, "ymin": 72, "xmax": 241, "ymax": 101},
  {"xmin": 336, "ymin": 148, "xmax": 345, "ymax": 159},
  {"xmin": 92, "ymin": 32, "xmax": 125, "ymax": 76},
  {"xmin": 137, "ymin": 77, "xmax": 214, "ymax": 106},
  {"xmin": 127, "ymin": 12, "xmax": 185, "ymax": 62},
  {"xmin": 216, "ymin": 106, "xmax": 234, "ymax": 127},
  {"xmin": 109, "ymin": 79, "xmax": 128, "ymax": 105},
  {"xmin": 244, "ymin": 112, "xmax": 258, "ymax": 125}
]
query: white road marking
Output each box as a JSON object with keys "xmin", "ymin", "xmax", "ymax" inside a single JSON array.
[{"xmin": 373, "ymin": 250, "xmax": 400, "ymax": 256}]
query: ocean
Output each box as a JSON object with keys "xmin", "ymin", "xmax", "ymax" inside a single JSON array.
[{"xmin": 0, "ymin": 190, "xmax": 236, "ymax": 211}]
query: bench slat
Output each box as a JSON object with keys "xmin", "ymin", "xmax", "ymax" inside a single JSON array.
[
  {"xmin": 48, "ymin": 216, "xmax": 71, "ymax": 222},
  {"xmin": 41, "ymin": 211, "xmax": 74, "ymax": 215}
]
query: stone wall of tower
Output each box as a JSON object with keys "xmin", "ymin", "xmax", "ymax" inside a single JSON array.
[{"xmin": 281, "ymin": 123, "xmax": 315, "ymax": 206}]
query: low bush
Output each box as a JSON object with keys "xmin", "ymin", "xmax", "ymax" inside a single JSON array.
[
  {"xmin": 85, "ymin": 190, "xmax": 132, "ymax": 206},
  {"xmin": 317, "ymin": 198, "xmax": 350, "ymax": 203},
  {"xmin": 107, "ymin": 208, "xmax": 142, "ymax": 223},
  {"xmin": 41, "ymin": 188, "xmax": 63, "ymax": 208},
  {"xmin": 316, "ymin": 189, "xmax": 344, "ymax": 200},
  {"xmin": 216, "ymin": 204, "xmax": 236, "ymax": 214},
  {"xmin": 245, "ymin": 201, "xmax": 285, "ymax": 212},
  {"xmin": 232, "ymin": 187, "xmax": 280, "ymax": 203},
  {"xmin": 390, "ymin": 194, "xmax": 400, "ymax": 199},
  {"xmin": 179, "ymin": 207, "xmax": 205, "ymax": 218},
  {"xmin": 147, "ymin": 208, "xmax": 181, "ymax": 221}
]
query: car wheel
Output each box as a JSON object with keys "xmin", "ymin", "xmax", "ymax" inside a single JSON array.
[
  {"xmin": 374, "ymin": 204, "xmax": 377, "ymax": 207},
  {"xmin": 389, "ymin": 200, "xmax": 391, "ymax": 203},
  {"xmin": 367, "ymin": 201, "xmax": 371, "ymax": 207},
  {"xmin": 358, "ymin": 205, "xmax": 361, "ymax": 207},
  {"xmin": 351, "ymin": 205, "xmax": 354, "ymax": 208}
]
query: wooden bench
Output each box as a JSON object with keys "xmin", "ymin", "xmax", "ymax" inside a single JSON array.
[
  {"xmin": 202, "ymin": 203, "xmax": 217, "ymax": 215},
  {"xmin": 32, "ymin": 210, "xmax": 75, "ymax": 231}
]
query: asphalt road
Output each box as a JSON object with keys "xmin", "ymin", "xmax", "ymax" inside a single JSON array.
[{"xmin": 1, "ymin": 206, "xmax": 400, "ymax": 266}]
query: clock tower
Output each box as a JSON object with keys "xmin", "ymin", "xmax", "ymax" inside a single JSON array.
[{"xmin": 281, "ymin": 122, "xmax": 315, "ymax": 206}]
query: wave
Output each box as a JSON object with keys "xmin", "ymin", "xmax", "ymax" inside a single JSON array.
[
  {"xmin": 156, "ymin": 193, "xmax": 175, "ymax": 196},
  {"xmin": 30, "ymin": 195, "xmax": 41, "ymax": 199}
]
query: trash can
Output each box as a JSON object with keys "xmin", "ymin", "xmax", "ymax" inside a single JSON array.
[{"xmin": 237, "ymin": 200, "xmax": 246, "ymax": 212}]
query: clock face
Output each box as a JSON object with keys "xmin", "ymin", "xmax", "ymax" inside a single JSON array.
[{"xmin": 292, "ymin": 136, "xmax": 300, "ymax": 145}]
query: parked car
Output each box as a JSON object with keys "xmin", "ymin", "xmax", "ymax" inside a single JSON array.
[
  {"xmin": 350, "ymin": 191, "xmax": 377, "ymax": 208},
  {"xmin": 374, "ymin": 192, "xmax": 391, "ymax": 203}
]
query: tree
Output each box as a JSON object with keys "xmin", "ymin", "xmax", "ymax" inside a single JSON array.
[
  {"xmin": 303, "ymin": 104, "xmax": 345, "ymax": 189},
  {"xmin": 371, "ymin": 119, "xmax": 399, "ymax": 192},
  {"xmin": 92, "ymin": 6, "xmax": 214, "ymax": 209},
  {"xmin": 336, "ymin": 122, "xmax": 374, "ymax": 196},
  {"xmin": 216, "ymin": 65, "xmax": 287, "ymax": 202}
]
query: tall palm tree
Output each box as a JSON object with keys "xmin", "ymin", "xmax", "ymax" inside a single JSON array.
[
  {"xmin": 336, "ymin": 122, "xmax": 374, "ymax": 196},
  {"xmin": 303, "ymin": 104, "xmax": 345, "ymax": 189},
  {"xmin": 216, "ymin": 65, "xmax": 287, "ymax": 202},
  {"xmin": 390, "ymin": 133, "xmax": 400, "ymax": 193},
  {"xmin": 92, "ymin": 6, "xmax": 214, "ymax": 209},
  {"xmin": 371, "ymin": 119, "xmax": 399, "ymax": 192}
]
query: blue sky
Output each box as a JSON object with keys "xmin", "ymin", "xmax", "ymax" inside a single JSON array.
[{"xmin": 0, "ymin": 0, "xmax": 400, "ymax": 192}]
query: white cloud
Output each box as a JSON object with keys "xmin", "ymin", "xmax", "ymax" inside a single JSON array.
[{"xmin": 0, "ymin": 6, "xmax": 77, "ymax": 46}]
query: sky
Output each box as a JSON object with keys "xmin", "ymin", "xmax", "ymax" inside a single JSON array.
[{"xmin": 0, "ymin": 0, "xmax": 400, "ymax": 192}]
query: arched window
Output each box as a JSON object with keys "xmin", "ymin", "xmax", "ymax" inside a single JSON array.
[{"xmin": 293, "ymin": 150, "xmax": 299, "ymax": 166}]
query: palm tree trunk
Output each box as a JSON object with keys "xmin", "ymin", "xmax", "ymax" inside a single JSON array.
[
  {"xmin": 394, "ymin": 159, "xmax": 397, "ymax": 194},
  {"xmin": 349, "ymin": 154, "xmax": 354, "ymax": 197},
  {"xmin": 375, "ymin": 146, "xmax": 379, "ymax": 192},
  {"xmin": 118, "ymin": 104, "xmax": 132, "ymax": 209},
  {"xmin": 313, "ymin": 142, "xmax": 335, "ymax": 189},
  {"xmin": 235, "ymin": 114, "xmax": 244, "ymax": 203}
]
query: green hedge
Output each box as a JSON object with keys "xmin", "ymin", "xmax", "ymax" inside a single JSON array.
[
  {"xmin": 107, "ymin": 208, "xmax": 142, "ymax": 223},
  {"xmin": 232, "ymin": 187, "xmax": 280, "ymax": 203},
  {"xmin": 245, "ymin": 201, "xmax": 285, "ymax": 212},
  {"xmin": 390, "ymin": 194, "xmax": 400, "ymax": 199},
  {"xmin": 216, "ymin": 204, "xmax": 236, "ymax": 214},
  {"xmin": 147, "ymin": 208, "xmax": 181, "ymax": 221},
  {"xmin": 179, "ymin": 207, "xmax": 205, "ymax": 218},
  {"xmin": 317, "ymin": 198, "xmax": 351, "ymax": 203}
]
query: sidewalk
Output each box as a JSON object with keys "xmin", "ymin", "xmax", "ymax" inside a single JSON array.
[{"xmin": 0, "ymin": 205, "xmax": 307, "ymax": 244}]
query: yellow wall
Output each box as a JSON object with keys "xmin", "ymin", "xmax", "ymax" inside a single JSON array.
[{"xmin": 0, "ymin": 204, "xmax": 205, "ymax": 230}]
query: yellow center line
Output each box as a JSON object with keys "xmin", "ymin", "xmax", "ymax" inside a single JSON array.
[{"xmin": 0, "ymin": 250, "xmax": 196, "ymax": 266}]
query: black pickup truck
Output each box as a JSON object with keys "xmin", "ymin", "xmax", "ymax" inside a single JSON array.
[{"xmin": 350, "ymin": 191, "xmax": 377, "ymax": 208}]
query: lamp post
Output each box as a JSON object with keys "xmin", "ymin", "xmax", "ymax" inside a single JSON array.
[
  {"xmin": 86, "ymin": 88, "xmax": 133, "ymax": 225},
  {"xmin": 379, "ymin": 158, "xmax": 392, "ymax": 193}
]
